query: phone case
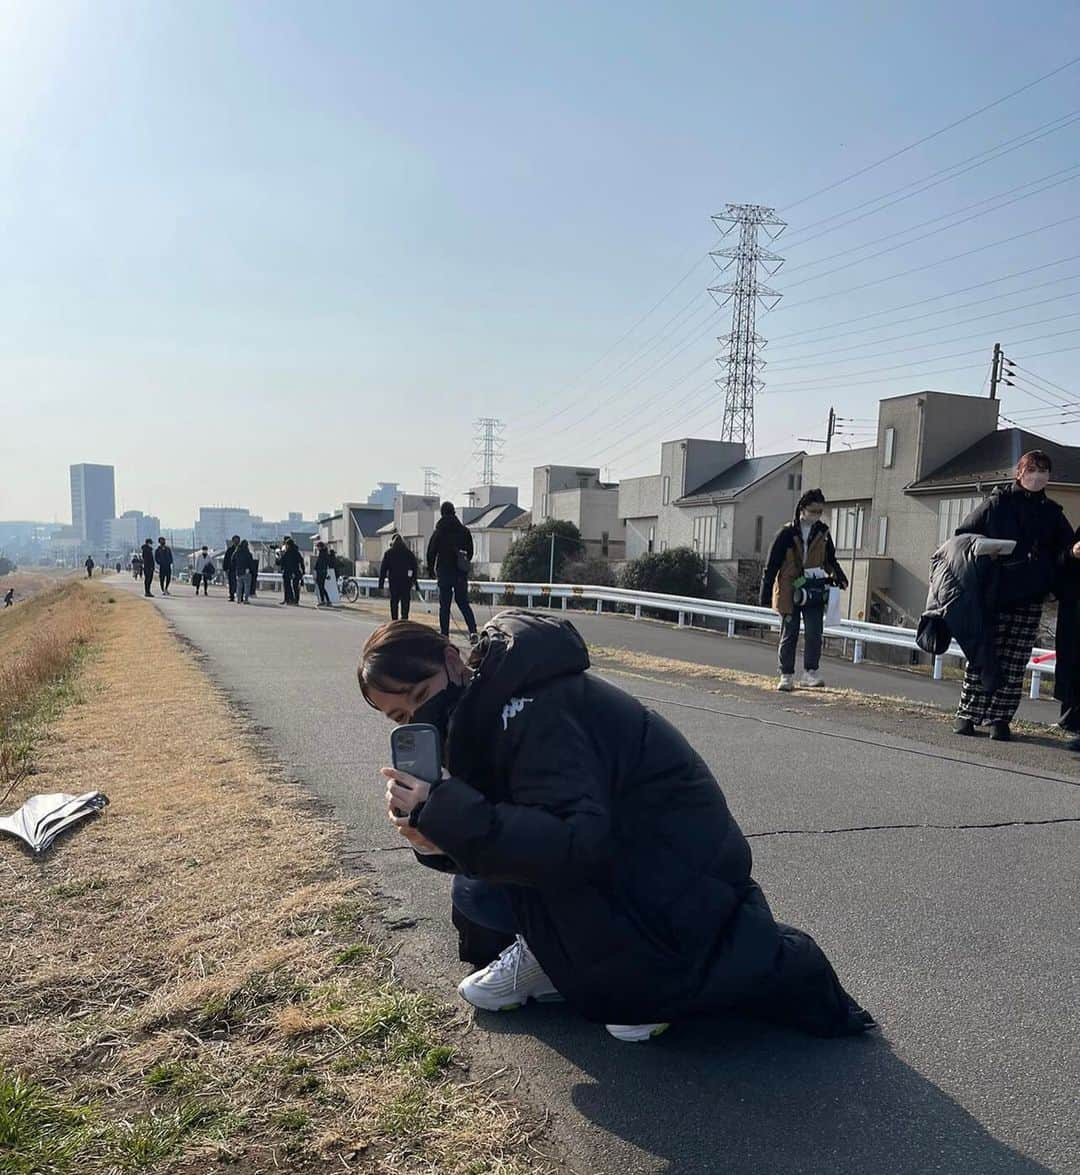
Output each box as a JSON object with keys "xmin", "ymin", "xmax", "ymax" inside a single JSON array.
[{"xmin": 389, "ymin": 723, "xmax": 442, "ymax": 784}]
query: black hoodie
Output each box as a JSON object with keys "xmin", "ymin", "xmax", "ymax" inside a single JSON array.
[
  {"xmin": 415, "ymin": 611, "xmax": 870, "ymax": 1032},
  {"xmin": 426, "ymin": 514, "xmax": 473, "ymax": 579}
]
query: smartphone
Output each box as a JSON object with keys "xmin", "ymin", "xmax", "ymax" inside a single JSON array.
[{"xmin": 389, "ymin": 723, "xmax": 443, "ymax": 817}]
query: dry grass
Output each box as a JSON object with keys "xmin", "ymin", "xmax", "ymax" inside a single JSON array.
[
  {"xmin": 0, "ymin": 583, "xmax": 100, "ymax": 795},
  {"xmin": 0, "ymin": 587, "xmax": 548, "ymax": 1174}
]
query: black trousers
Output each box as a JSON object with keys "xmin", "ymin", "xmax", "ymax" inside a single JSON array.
[
  {"xmin": 227, "ymin": 569, "xmax": 236, "ymax": 600},
  {"xmin": 316, "ymin": 571, "xmax": 330, "ymax": 605},
  {"xmin": 291, "ymin": 572, "xmax": 303, "ymax": 603},
  {"xmin": 158, "ymin": 566, "xmax": 171, "ymax": 592},
  {"xmin": 283, "ymin": 574, "xmax": 296, "ymax": 604},
  {"xmin": 143, "ymin": 570, "xmax": 154, "ymax": 596},
  {"xmin": 438, "ymin": 574, "xmax": 477, "ymax": 636},
  {"xmin": 389, "ymin": 582, "xmax": 411, "ymax": 620}
]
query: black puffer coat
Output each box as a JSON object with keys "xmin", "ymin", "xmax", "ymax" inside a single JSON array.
[
  {"xmin": 426, "ymin": 515, "xmax": 473, "ymax": 579},
  {"xmin": 956, "ymin": 483, "xmax": 1073, "ymax": 606},
  {"xmin": 917, "ymin": 535, "xmax": 1001, "ymax": 693},
  {"xmin": 415, "ymin": 611, "xmax": 870, "ymax": 1033}
]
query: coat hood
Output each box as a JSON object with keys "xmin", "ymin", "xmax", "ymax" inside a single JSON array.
[{"xmin": 447, "ymin": 611, "xmax": 589, "ymax": 769}]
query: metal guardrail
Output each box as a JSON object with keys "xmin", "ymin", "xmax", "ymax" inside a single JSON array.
[{"xmin": 254, "ymin": 572, "xmax": 1056, "ymax": 701}]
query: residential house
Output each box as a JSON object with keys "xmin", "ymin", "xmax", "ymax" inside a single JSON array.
[
  {"xmin": 802, "ymin": 389, "xmax": 1080, "ymax": 626},
  {"xmin": 318, "ymin": 504, "xmax": 395, "ymax": 569},
  {"xmin": 618, "ymin": 440, "xmax": 805, "ymax": 599},
  {"xmin": 532, "ymin": 465, "xmax": 624, "ymax": 561}
]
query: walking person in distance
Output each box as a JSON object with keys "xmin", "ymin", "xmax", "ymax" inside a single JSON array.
[
  {"xmin": 155, "ymin": 537, "xmax": 174, "ymax": 596},
  {"xmin": 314, "ymin": 541, "xmax": 335, "ymax": 607},
  {"xmin": 426, "ymin": 502, "xmax": 478, "ymax": 643},
  {"xmin": 379, "ymin": 533, "xmax": 419, "ymax": 620},
  {"xmin": 84, "ymin": 555, "xmax": 95, "ymax": 579},
  {"xmin": 953, "ymin": 450, "xmax": 1077, "ymax": 742},
  {"xmin": 277, "ymin": 538, "xmax": 303, "ymax": 606},
  {"xmin": 760, "ymin": 489, "xmax": 848, "ymax": 692},
  {"xmin": 140, "ymin": 539, "xmax": 155, "ymax": 597},
  {"xmin": 192, "ymin": 546, "xmax": 215, "ymax": 597},
  {"xmin": 360, "ymin": 613, "xmax": 875, "ymax": 1044},
  {"xmin": 222, "ymin": 535, "xmax": 241, "ymax": 602},
  {"xmin": 234, "ymin": 540, "xmax": 255, "ymax": 604}
]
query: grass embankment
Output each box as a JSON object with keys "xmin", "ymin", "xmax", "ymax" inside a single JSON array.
[{"xmin": 0, "ymin": 587, "xmax": 545, "ymax": 1174}]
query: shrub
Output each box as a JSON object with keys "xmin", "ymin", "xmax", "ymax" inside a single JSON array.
[
  {"xmin": 619, "ymin": 548, "xmax": 707, "ymax": 598},
  {"xmin": 559, "ymin": 557, "xmax": 616, "ymax": 587},
  {"xmin": 500, "ymin": 520, "xmax": 584, "ymax": 584}
]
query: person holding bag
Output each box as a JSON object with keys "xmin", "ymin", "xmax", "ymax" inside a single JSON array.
[
  {"xmin": 426, "ymin": 501, "xmax": 479, "ymax": 644},
  {"xmin": 760, "ymin": 489, "xmax": 848, "ymax": 692}
]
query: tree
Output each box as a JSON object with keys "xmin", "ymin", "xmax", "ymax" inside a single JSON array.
[
  {"xmin": 619, "ymin": 547, "xmax": 707, "ymax": 598},
  {"xmin": 500, "ymin": 520, "xmax": 584, "ymax": 583},
  {"xmin": 559, "ymin": 556, "xmax": 616, "ymax": 587},
  {"xmin": 0, "ymin": 557, "xmax": 15, "ymax": 577}
]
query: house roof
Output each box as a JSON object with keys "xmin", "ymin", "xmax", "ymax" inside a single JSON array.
[
  {"xmin": 348, "ymin": 506, "xmax": 394, "ymax": 536},
  {"xmin": 678, "ymin": 452, "xmax": 803, "ymax": 503},
  {"xmin": 909, "ymin": 428, "xmax": 1080, "ymax": 492},
  {"xmin": 469, "ymin": 503, "xmax": 528, "ymax": 530},
  {"xmin": 376, "ymin": 521, "xmax": 398, "ymax": 535},
  {"xmin": 507, "ymin": 511, "xmax": 532, "ymax": 529}
]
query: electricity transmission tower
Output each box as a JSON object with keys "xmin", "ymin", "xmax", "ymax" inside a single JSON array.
[
  {"xmin": 709, "ymin": 204, "xmax": 786, "ymax": 456},
  {"xmin": 422, "ymin": 467, "xmax": 440, "ymax": 497},
  {"xmin": 473, "ymin": 418, "xmax": 505, "ymax": 485}
]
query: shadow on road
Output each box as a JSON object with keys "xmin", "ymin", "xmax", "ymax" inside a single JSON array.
[{"xmin": 478, "ymin": 1008, "xmax": 1050, "ymax": 1175}]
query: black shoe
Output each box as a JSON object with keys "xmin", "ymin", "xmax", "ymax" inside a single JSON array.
[
  {"xmin": 953, "ymin": 718, "xmax": 975, "ymax": 736},
  {"xmin": 990, "ymin": 721, "xmax": 1011, "ymax": 742}
]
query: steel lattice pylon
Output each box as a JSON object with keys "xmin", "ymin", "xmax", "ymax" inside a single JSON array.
[
  {"xmin": 472, "ymin": 417, "xmax": 505, "ymax": 485},
  {"xmin": 709, "ymin": 204, "xmax": 786, "ymax": 456}
]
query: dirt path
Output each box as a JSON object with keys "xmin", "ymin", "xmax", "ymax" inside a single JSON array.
[{"xmin": 0, "ymin": 586, "xmax": 546, "ymax": 1174}]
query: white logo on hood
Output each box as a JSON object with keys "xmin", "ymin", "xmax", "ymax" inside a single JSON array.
[{"xmin": 500, "ymin": 696, "xmax": 533, "ymax": 731}]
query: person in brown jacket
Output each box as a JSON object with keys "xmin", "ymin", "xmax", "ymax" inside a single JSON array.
[{"xmin": 759, "ymin": 489, "xmax": 848, "ymax": 692}]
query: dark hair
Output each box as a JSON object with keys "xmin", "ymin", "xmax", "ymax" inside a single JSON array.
[
  {"xmin": 793, "ymin": 488, "xmax": 826, "ymax": 523},
  {"xmin": 1016, "ymin": 450, "xmax": 1052, "ymax": 478},
  {"xmin": 358, "ymin": 621, "xmax": 452, "ymax": 708},
  {"xmin": 440, "ymin": 501, "xmax": 456, "ymax": 518}
]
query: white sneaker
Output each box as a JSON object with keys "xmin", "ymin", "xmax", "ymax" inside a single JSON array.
[
  {"xmin": 801, "ymin": 670, "xmax": 825, "ymax": 688},
  {"xmin": 605, "ymin": 1022, "xmax": 670, "ymax": 1042},
  {"xmin": 457, "ymin": 936, "xmax": 562, "ymax": 1011},
  {"xmin": 777, "ymin": 674, "xmax": 795, "ymax": 692}
]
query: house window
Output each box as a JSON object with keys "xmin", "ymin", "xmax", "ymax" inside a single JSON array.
[
  {"xmin": 797, "ymin": 474, "xmax": 803, "ymax": 491},
  {"xmin": 692, "ymin": 515, "xmax": 718, "ymax": 558},
  {"xmin": 601, "ymin": 531, "xmax": 609, "ymax": 556},
  {"xmin": 662, "ymin": 476, "xmax": 671, "ymax": 505},
  {"xmin": 787, "ymin": 474, "xmax": 795, "ymax": 491},
  {"xmin": 660, "ymin": 540, "xmax": 668, "ymax": 553},
  {"xmin": 832, "ymin": 505, "xmax": 865, "ymax": 551},
  {"xmin": 877, "ymin": 515, "xmax": 889, "ymax": 556},
  {"xmin": 937, "ymin": 495, "xmax": 983, "ymax": 546},
  {"xmin": 648, "ymin": 526, "xmax": 655, "ymax": 554},
  {"xmin": 754, "ymin": 515, "xmax": 763, "ymax": 554},
  {"xmin": 883, "ymin": 427, "xmax": 896, "ymax": 469},
  {"xmin": 541, "ymin": 494, "xmax": 548, "ymax": 519}
]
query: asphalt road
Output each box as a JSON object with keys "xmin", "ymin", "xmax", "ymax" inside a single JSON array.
[{"xmin": 126, "ymin": 579, "xmax": 1080, "ymax": 1174}]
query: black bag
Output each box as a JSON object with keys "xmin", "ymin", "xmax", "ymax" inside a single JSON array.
[
  {"xmin": 793, "ymin": 577, "xmax": 830, "ymax": 608},
  {"xmin": 456, "ymin": 549, "xmax": 472, "ymax": 576}
]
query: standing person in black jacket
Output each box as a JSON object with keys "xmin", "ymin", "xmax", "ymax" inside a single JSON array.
[
  {"xmin": 277, "ymin": 538, "xmax": 303, "ymax": 606},
  {"xmin": 379, "ymin": 533, "xmax": 419, "ymax": 619},
  {"xmin": 154, "ymin": 538, "xmax": 174, "ymax": 596},
  {"xmin": 953, "ymin": 450, "xmax": 1078, "ymax": 741},
  {"xmin": 140, "ymin": 539, "xmax": 155, "ymax": 597},
  {"xmin": 234, "ymin": 540, "xmax": 255, "ymax": 604},
  {"xmin": 314, "ymin": 542, "xmax": 334, "ymax": 607},
  {"xmin": 84, "ymin": 555, "xmax": 95, "ymax": 579},
  {"xmin": 426, "ymin": 502, "xmax": 478, "ymax": 642},
  {"xmin": 222, "ymin": 535, "xmax": 241, "ymax": 602},
  {"xmin": 360, "ymin": 613, "xmax": 874, "ymax": 1044}
]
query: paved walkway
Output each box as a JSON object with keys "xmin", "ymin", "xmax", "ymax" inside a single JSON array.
[{"xmin": 128, "ymin": 578, "xmax": 1079, "ymax": 1174}]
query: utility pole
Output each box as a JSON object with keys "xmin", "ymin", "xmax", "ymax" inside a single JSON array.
[
  {"xmin": 989, "ymin": 342, "xmax": 1002, "ymax": 399},
  {"xmin": 549, "ymin": 532, "xmax": 556, "ymax": 584},
  {"xmin": 709, "ymin": 204, "xmax": 786, "ymax": 457},
  {"xmin": 797, "ymin": 407, "xmax": 836, "ymax": 453}
]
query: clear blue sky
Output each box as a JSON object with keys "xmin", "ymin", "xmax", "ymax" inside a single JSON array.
[{"xmin": 3, "ymin": 0, "xmax": 1079, "ymax": 525}]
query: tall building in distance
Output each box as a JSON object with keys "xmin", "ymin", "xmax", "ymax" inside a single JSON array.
[
  {"xmin": 102, "ymin": 510, "xmax": 161, "ymax": 553},
  {"xmin": 69, "ymin": 464, "xmax": 116, "ymax": 547},
  {"xmin": 367, "ymin": 483, "xmax": 399, "ymax": 509}
]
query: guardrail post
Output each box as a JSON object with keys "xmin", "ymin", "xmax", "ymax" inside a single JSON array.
[
  {"xmin": 678, "ymin": 611, "xmax": 685, "ymax": 627},
  {"xmin": 363, "ymin": 585, "xmax": 370, "ymax": 598},
  {"xmin": 932, "ymin": 655, "xmax": 943, "ymax": 681},
  {"xmin": 634, "ymin": 604, "xmax": 642, "ymax": 619},
  {"xmin": 853, "ymin": 640, "xmax": 864, "ymax": 664},
  {"xmin": 727, "ymin": 618, "xmax": 735, "ymax": 638},
  {"xmin": 1030, "ymin": 670, "xmax": 1041, "ymax": 700},
  {"xmin": 527, "ymin": 594, "xmax": 534, "ymax": 609},
  {"xmin": 596, "ymin": 599, "xmax": 602, "ymax": 614},
  {"xmin": 561, "ymin": 596, "xmax": 567, "ymax": 610}
]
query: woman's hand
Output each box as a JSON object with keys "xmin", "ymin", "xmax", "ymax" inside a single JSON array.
[
  {"xmin": 381, "ymin": 767, "xmax": 431, "ymax": 817},
  {"xmin": 389, "ymin": 812, "xmax": 443, "ymax": 854},
  {"xmin": 1071, "ymin": 540, "xmax": 1080, "ymax": 560}
]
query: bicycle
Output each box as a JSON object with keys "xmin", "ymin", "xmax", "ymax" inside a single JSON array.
[{"xmin": 339, "ymin": 577, "xmax": 361, "ymax": 604}]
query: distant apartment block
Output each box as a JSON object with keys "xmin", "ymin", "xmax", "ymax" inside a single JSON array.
[
  {"xmin": 532, "ymin": 466, "xmax": 624, "ymax": 561},
  {"xmin": 69, "ymin": 463, "xmax": 116, "ymax": 546},
  {"xmin": 103, "ymin": 510, "xmax": 161, "ymax": 553}
]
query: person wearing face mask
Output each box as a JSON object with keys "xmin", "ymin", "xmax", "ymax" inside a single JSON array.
[
  {"xmin": 358, "ymin": 614, "xmax": 875, "ymax": 1046},
  {"xmin": 952, "ymin": 450, "xmax": 1078, "ymax": 741},
  {"xmin": 760, "ymin": 489, "xmax": 849, "ymax": 692}
]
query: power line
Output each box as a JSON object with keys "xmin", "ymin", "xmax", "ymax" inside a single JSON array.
[
  {"xmin": 781, "ymin": 109, "xmax": 1080, "ymax": 249},
  {"xmin": 781, "ymin": 164, "xmax": 1080, "ymax": 286},
  {"xmin": 780, "ymin": 54, "xmax": 1080, "ymax": 212}
]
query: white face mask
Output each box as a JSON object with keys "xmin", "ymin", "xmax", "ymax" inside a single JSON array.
[{"xmin": 1019, "ymin": 470, "xmax": 1050, "ymax": 493}]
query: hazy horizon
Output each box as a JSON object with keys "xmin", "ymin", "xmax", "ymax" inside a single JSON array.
[{"xmin": 4, "ymin": 1, "xmax": 1079, "ymax": 528}]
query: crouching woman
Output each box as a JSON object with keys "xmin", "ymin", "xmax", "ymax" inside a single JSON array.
[{"xmin": 358, "ymin": 612, "xmax": 874, "ymax": 1044}]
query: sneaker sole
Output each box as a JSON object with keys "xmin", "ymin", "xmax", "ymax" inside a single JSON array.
[
  {"xmin": 457, "ymin": 985, "xmax": 564, "ymax": 1012},
  {"xmin": 606, "ymin": 1023, "xmax": 670, "ymax": 1043}
]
